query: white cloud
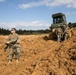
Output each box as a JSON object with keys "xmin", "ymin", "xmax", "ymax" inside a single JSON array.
[
  {"xmin": 65, "ymin": 11, "xmax": 76, "ymax": 16},
  {"xmin": 19, "ymin": 1, "xmax": 44, "ymax": 9},
  {"xmin": 19, "ymin": 0, "xmax": 76, "ymax": 9},
  {"xmin": 0, "ymin": 0, "xmax": 5, "ymax": 2},
  {"xmin": 0, "ymin": 21, "xmax": 50, "ymax": 30}
]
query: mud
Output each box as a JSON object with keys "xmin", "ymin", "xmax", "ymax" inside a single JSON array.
[{"xmin": 0, "ymin": 28, "xmax": 76, "ymax": 75}]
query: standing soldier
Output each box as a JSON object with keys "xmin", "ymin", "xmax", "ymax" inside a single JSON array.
[
  {"xmin": 63, "ymin": 25, "xmax": 70, "ymax": 40},
  {"xmin": 56, "ymin": 25, "xmax": 63, "ymax": 42},
  {"xmin": 5, "ymin": 28, "xmax": 21, "ymax": 64}
]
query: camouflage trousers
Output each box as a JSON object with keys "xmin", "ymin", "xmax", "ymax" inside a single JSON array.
[
  {"xmin": 8, "ymin": 44, "xmax": 21, "ymax": 61},
  {"xmin": 64, "ymin": 33, "xmax": 68, "ymax": 40},
  {"xmin": 57, "ymin": 33, "xmax": 62, "ymax": 42}
]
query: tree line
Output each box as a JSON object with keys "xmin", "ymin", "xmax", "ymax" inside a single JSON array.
[{"xmin": 0, "ymin": 28, "xmax": 50, "ymax": 35}]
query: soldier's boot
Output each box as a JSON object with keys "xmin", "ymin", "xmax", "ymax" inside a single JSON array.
[{"xmin": 8, "ymin": 60, "xmax": 12, "ymax": 64}]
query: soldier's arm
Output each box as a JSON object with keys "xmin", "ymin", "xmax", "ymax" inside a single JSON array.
[{"xmin": 4, "ymin": 44, "xmax": 9, "ymax": 52}]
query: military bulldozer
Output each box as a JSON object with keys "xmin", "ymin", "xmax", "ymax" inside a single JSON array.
[{"xmin": 49, "ymin": 12, "xmax": 76, "ymax": 40}]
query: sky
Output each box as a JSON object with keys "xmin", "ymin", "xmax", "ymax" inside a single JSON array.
[{"xmin": 0, "ymin": 0, "xmax": 76, "ymax": 30}]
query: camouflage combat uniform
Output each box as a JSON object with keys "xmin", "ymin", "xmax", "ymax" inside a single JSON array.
[
  {"xmin": 6, "ymin": 33, "xmax": 21, "ymax": 61},
  {"xmin": 56, "ymin": 27, "xmax": 63, "ymax": 42}
]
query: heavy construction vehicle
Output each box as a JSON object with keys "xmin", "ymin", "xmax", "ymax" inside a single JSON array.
[{"xmin": 49, "ymin": 12, "xmax": 76, "ymax": 39}]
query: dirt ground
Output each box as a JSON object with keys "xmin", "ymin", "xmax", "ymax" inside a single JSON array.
[{"xmin": 0, "ymin": 28, "xmax": 76, "ymax": 75}]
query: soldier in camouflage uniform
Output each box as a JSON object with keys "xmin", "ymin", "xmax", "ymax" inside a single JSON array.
[
  {"xmin": 5, "ymin": 28, "xmax": 21, "ymax": 63},
  {"xmin": 63, "ymin": 25, "xmax": 70, "ymax": 40},
  {"xmin": 56, "ymin": 25, "xmax": 63, "ymax": 42}
]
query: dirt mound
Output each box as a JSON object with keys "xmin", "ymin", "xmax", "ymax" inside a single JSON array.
[{"xmin": 0, "ymin": 28, "xmax": 76, "ymax": 75}]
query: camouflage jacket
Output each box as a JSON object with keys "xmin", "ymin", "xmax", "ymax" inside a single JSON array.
[
  {"xmin": 64, "ymin": 27, "xmax": 70, "ymax": 34},
  {"xmin": 56, "ymin": 27, "xmax": 63, "ymax": 35},
  {"xmin": 6, "ymin": 33, "xmax": 20, "ymax": 45}
]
